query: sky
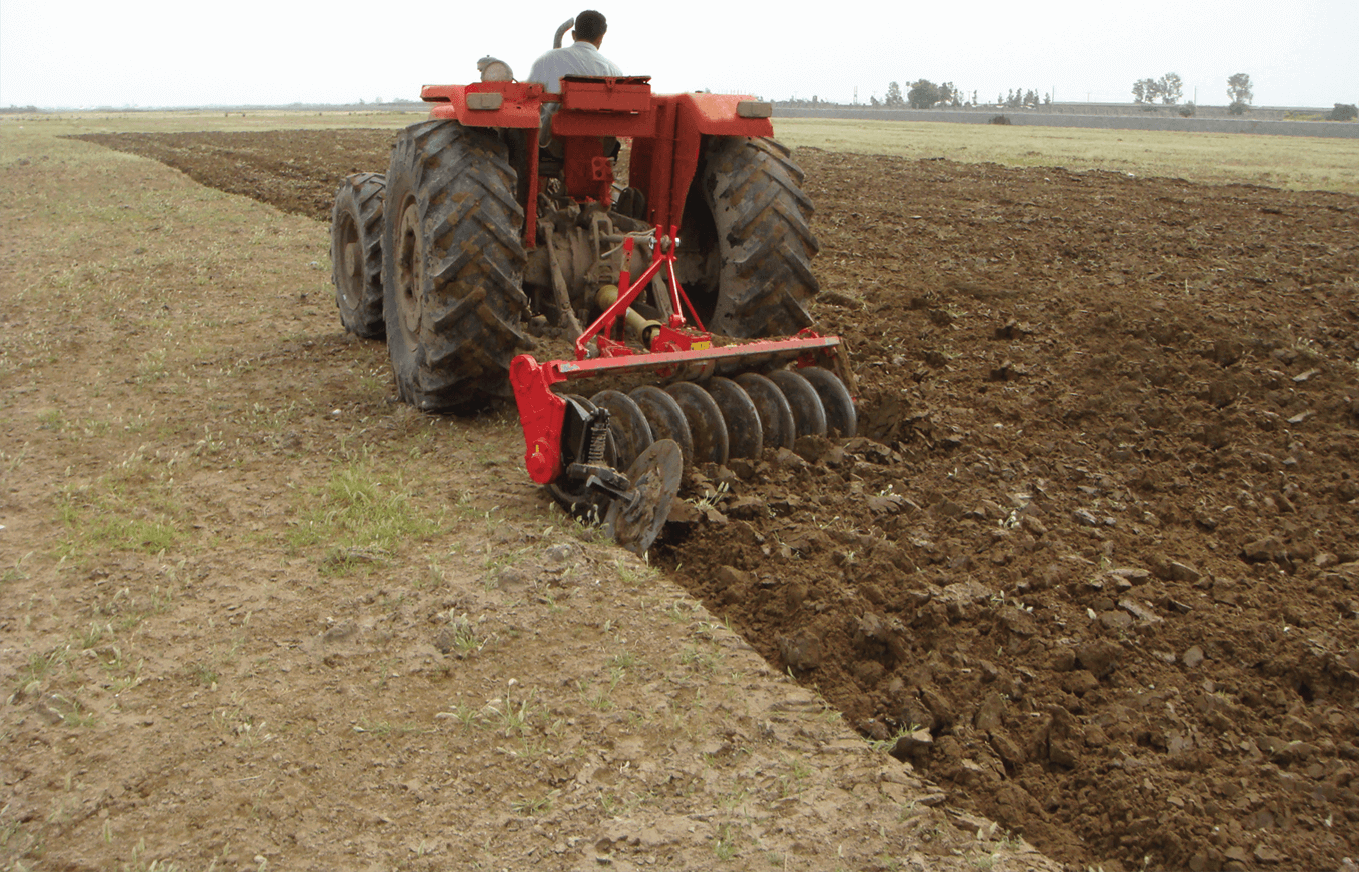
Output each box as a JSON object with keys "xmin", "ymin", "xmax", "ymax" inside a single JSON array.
[{"xmin": 2, "ymin": 0, "xmax": 1356, "ymax": 110}]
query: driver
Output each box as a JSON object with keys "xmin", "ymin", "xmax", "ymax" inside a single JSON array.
[
  {"xmin": 526, "ymin": 11, "xmax": 623, "ymax": 148},
  {"xmin": 526, "ymin": 10, "xmax": 623, "ymax": 92}
]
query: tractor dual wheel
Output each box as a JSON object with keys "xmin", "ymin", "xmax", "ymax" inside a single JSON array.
[
  {"xmin": 698, "ymin": 137, "xmax": 820, "ymax": 339},
  {"xmin": 383, "ymin": 120, "xmax": 531, "ymax": 412},
  {"xmin": 331, "ymin": 172, "xmax": 386, "ymax": 339}
]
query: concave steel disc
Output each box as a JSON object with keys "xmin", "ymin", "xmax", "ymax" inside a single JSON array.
[
  {"xmin": 769, "ymin": 369, "xmax": 827, "ymax": 438},
  {"xmin": 706, "ymin": 377, "xmax": 763, "ymax": 459},
  {"xmin": 605, "ymin": 438, "xmax": 684, "ymax": 555},
  {"xmin": 665, "ymin": 382, "xmax": 730, "ymax": 466},
  {"xmin": 590, "ymin": 389, "xmax": 653, "ymax": 471},
  {"xmin": 798, "ymin": 367, "xmax": 857, "ymax": 438},
  {"xmin": 629, "ymin": 386, "xmax": 695, "ymax": 466},
  {"xmin": 734, "ymin": 372, "xmax": 796, "ymax": 451}
]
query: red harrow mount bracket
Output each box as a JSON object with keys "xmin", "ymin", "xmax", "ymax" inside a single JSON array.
[{"xmin": 509, "ymin": 225, "xmax": 852, "ymax": 553}]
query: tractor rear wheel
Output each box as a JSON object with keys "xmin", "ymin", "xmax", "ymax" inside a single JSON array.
[
  {"xmin": 331, "ymin": 172, "xmax": 386, "ymax": 338},
  {"xmin": 701, "ymin": 137, "xmax": 819, "ymax": 338},
  {"xmin": 382, "ymin": 120, "xmax": 531, "ymax": 411}
]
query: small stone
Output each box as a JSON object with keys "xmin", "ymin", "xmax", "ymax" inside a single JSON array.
[
  {"xmin": 1098, "ymin": 610, "xmax": 1133, "ymax": 631},
  {"xmin": 1183, "ymin": 646, "xmax": 1205, "ymax": 668},
  {"xmin": 1075, "ymin": 640, "xmax": 1120, "ymax": 678},
  {"xmin": 714, "ymin": 565, "xmax": 753, "ymax": 589},
  {"xmin": 1242, "ymin": 537, "xmax": 1284, "ymax": 563},
  {"xmin": 889, "ymin": 728, "xmax": 934, "ymax": 761},
  {"xmin": 778, "ymin": 630, "xmax": 822, "ymax": 670},
  {"xmin": 1073, "ymin": 508, "xmax": 1100, "ymax": 527},
  {"xmin": 1108, "ymin": 567, "xmax": 1151, "ymax": 586},
  {"xmin": 544, "ymin": 543, "xmax": 575, "ymax": 565},
  {"xmin": 1119, "ymin": 598, "xmax": 1163, "ymax": 624},
  {"xmin": 1253, "ymin": 843, "xmax": 1286, "ymax": 864},
  {"xmin": 1164, "ymin": 561, "xmax": 1202, "ymax": 583}
]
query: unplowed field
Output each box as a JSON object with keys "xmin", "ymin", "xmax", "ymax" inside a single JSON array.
[{"xmin": 77, "ymin": 129, "xmax": 1359, "ymax": 871}]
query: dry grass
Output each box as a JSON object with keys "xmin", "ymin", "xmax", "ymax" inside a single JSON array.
[{"xmin": 773, "ymin": 117, "xmax": 1359, "ymax": 194}]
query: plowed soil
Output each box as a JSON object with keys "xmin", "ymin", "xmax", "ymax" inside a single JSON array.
[{"xmin": 75, "ymin": 128, "xmax": 1359, "ymax": 871}]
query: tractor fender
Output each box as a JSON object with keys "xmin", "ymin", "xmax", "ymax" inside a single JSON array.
[{"xmin": 421, "ymin": 82, "xmax": 545, "ymax": 128}]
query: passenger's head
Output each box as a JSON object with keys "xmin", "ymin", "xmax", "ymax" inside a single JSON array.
[{"xmin": 573, "ymin": 10, "xmax": 607, "ymax": 45}]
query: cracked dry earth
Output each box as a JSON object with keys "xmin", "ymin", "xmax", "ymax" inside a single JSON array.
[{"xmin": 5, "ymin": 122, "xmax": 1358, "ymax": 871}]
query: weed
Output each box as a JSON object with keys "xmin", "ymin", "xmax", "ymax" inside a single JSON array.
[
  {"xmin": 289, "ymin": 461, "xmax": 441, "ymax": 571},
  {"xmin": 354, "ymin": 718, "xmax": 393, "ymax": 737},
  {"xmin": 489, "ymin": 691, "xmax": 541, "ymax": 738},
  {"xmin": 188, "ymin": 662, "xmax": 220, "ymax": 688},
  {"xmin": 713, "ymin": 822, "xmax": 740, "ymax": 860},
  {"xmin": 778, "ymin": 755, "xmax": 812, "ymax": 797},
  {"xmin": 2, "ymin": 551, "xmax": 35, "ymax": 583},
  {"xmin": 511, "ymin": 789, "xmax": 559, "ymax": 816}
]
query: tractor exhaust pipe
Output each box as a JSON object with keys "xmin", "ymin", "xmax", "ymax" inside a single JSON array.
[{"xmin": 553, "ymin": 18, "xmax": 575, "ymax": 48}]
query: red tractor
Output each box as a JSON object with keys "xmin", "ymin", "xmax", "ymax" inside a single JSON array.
[{"xmin": 330, "ymin": 42, "xmax": 854, "ymax": 552}]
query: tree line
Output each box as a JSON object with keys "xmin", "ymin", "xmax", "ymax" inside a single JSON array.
[{"xmin": 870, "ymin": 80, "xmax": 1048, "ymax": 110}]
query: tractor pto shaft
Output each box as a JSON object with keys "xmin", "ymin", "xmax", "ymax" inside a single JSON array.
[{"xmin": 594, "ymin": 285, "xmax": 662, "ymax": 344}]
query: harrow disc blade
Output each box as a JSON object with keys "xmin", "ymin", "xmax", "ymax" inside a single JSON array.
[
  {"xmin": 629, "ymin": 386, "xmax": 695, "ymax": 465},
  {"xmin": 798, "ymin": 367, "xmax": 856, "ymax": 438},
  {"xmin": 770, "ymin": 370, "xmax": 827, "ymax": 439},
  {"xmin": 706, "ymin": 377, "xmax": 763, "ymax": 459},
  {"xmin": 606, "ymin": 438, "xmax": 684, "ymax": 556},
  {"xmin": 590, "ymin": 389, "xmax": 653, "ymax": 471},
  {"xmin": 735, "ymin": 372, "xmax": 796, "ymax": 451},
  {"xmin": 665, "ymin": 382, "xmax": 730, "ymax": 466}
]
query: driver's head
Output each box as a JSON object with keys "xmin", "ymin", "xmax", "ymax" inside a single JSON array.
[{"xmin": 573, "ymin": 10, "xmax": 607, "ymax": 45}]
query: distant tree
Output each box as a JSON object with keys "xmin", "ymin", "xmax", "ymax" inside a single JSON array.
[
  {"xmin": 1044, "ymin": 93, "xmax": 1052, "ymax": 105},
  {"xmin": 870, "ymin": 94, "xmax": 881, "ymax": 107},
  {"xmin": 885, "ymin": 81, "xmax": 905, "ymax": 108},
  {"xmin": 1132, "ymin": 78, "xmax": 1159, "ymax": 104},
  {"xmin": 1005, "ymin": 89, "xmax": 1022, "ymax": 109},
  {"xmin": 1179, "ymin": 101, "xmax": 1196, "ymax": 117},
  {"xmin": 907, "ymin": 79, "xmax": 941, "ymax": 109},
  {"xmin": 938, "ymin": 82, "xmax": 958, "ymax": 107},
  {"xmin": 1159, "ymin": 73, "xmax": 1183, "ymax": 104},
  {"xmin": 1327, "ymin": 103, "xmax": 1357, "ymax": 121},
  {"xmin": 1227, "ymin": 73, "xmax": 1253, "ymax": 108}
]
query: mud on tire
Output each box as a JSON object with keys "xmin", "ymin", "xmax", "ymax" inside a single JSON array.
[
  {"xmin": 701, "ymin": 137, "xmax": 820, "ymax": 338},
  {"xmin": 331, "ymin": 172, "xmax": 386, "ymax": 338},
  {"xmin": 382, "ymin": 120, "xmax": 531, "ymax": 411}
]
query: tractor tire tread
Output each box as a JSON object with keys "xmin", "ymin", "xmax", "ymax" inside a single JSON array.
[
  {"xmin": 702, "ymin": 136, "xmax": 820, "ymax": 338},
  {"xmin": 384, "ymin": 120, "xmax": 530, "ymax": 411}
]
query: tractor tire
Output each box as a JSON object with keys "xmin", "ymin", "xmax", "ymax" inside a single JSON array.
[
  {"xmin": 382, "ymin": 120, "xmax": 531, "ymax": 412},
  {"xmin": 331, "ymin": 172, "xmax": 386, "ymax": 338},
  {"xmin": 702, "ymin": 136, "xmax": 819, "ymax": 338}
]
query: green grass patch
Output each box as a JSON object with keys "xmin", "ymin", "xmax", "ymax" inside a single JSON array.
[{"xmin": 288, "ymin": 460, "xmax": 442, "ymax": 573}]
